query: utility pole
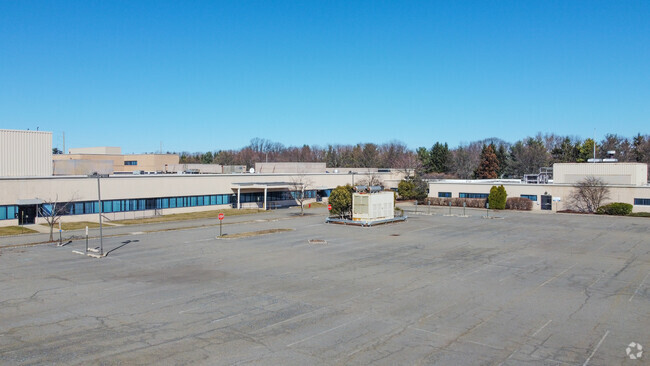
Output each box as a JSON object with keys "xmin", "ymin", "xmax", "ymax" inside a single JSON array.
[
  {"xmin": 97, "ymin": 175, "xmax": 103, "ymax": 256},
  {"xmin": 593, "ymin": 128, "xmax": 596, "ymax": 162}
]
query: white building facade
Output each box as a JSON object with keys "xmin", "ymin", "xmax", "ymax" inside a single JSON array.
[
  {"xmin": 428, "ymin": 163, "xmax": 650, "ymax": 213},
  {"xmin": 0, "ymin": 129, "xmax": 52, "ymax": 177}
]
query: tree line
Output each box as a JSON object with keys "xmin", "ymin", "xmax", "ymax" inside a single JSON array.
[{"xmin": 171, "ymin": 133, "xmax": 650, "ymax": 179}]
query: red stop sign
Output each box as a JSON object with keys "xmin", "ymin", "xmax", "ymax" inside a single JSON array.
[
  {"xmin": 218, "ymin": 213, "xmax": 225, "ymax": 220},
  {"xmin": 328, "ymin": 204, "xmax": 332, "ymax": 211}
]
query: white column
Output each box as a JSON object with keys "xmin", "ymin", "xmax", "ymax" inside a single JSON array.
[
  {"xmin": 264, "ymin": 187, "xmax": 267, "ymax": 210},
  {"xmin": 237, "ymin": 187, "xmax": 241, "ymax": 209}
]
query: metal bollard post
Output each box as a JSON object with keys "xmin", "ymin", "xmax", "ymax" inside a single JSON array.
[
  {"xmin": 85, "ymin": 226, "xmax": 89, "ymax": 254},
  {"xmin": 414, "ymin": 201, "xmax": 417, "ymax": 213},
  {"xmin": 448, "ymin": 201, "xmax": 452, "ymax": 215},
  {"xmin": 486, "ymin": 202, "xmax": 489, "ymax": 218},
  {"xmin": 428, "ymin": 201, "xmax": 431, "ymax": 214},
  {"xmin": 463, "ymin": 202, "xmax": 466, "ymax": 216}
]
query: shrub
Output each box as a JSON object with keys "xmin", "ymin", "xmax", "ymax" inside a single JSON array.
[
  {"xmin": 397, "ymin": 177, "xmax": 427, "ymax": 201},
  {"xmin": 488, "ymin": 185, "xmax": 507, "ymax": 210},
  {"xmin": 596, "ymin": 202, "xmax": 633, "ymax": 216},
  {"xmin": 505, "ymin": 197, "xmax": 533, "ymax": 211},
  {"xmin": 329, "ymin": 185, "xmax": 354, "ymax": 218},
  {"xmin": 424, "ymin": 197, "xmax": 486, "ymax": 208}
]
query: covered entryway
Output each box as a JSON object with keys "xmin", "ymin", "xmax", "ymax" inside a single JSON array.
[
  {"xmin": 541, "ymin": 195, "xmax": 552, "ymax": 210},
  {"xmin": 231, "ymin": 182, "xmax": 298, "ymax": 210},
  {"xmin": 17, "ymin": 199, "xmax": 43, "ymax": 225}
]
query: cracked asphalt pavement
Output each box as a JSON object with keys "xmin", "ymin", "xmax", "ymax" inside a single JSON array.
[{"xmin": 0, "ymin": 208, "xmax": 648, "ymax": 365}]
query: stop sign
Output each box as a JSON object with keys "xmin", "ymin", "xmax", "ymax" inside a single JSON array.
[
  {"xmin": 328, "ymin": 204, "xmax": 332, "ymax": 211},
  {"xmin": 218, "ymin": 213, "xmax": 225, "ymax": 220}
]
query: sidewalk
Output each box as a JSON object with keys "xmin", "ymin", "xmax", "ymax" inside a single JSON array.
[{"xmin": 0, "ymin": 207, "xmax": 329, "ymax": 248}]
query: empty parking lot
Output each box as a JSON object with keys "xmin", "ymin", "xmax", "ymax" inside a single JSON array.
[{"xmin": 0, "ymin": 209, "xmax": 648, "ymax": 365}]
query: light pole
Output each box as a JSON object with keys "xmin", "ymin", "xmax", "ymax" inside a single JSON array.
[{"xmin": 90, "ymin": 173, "xmax": 109, "ymax": 256}]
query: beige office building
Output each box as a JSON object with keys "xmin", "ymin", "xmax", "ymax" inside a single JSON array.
[
  {"xmin": 428, "ymin": 163, "xmax": 650, "ymax": 213},
  {"xmin": 0, "ymin": 170, "xmax": 404, "ymax": 226},
  {"xmin": 53, "ymin": 147, "xmax": 180, "ymax": 174}
]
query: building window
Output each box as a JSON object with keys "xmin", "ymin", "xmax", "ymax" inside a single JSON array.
[
  {"xmin": 438, "ymin": 192, "xmax": 451, "ymax": 198},
  {"xmin": 124, "ymin": 161, "xmax": 138, "ymax": 166},
  {"xmin": 459, "ymin": 193, "xmax": 488, "ymax": 199},
  {"xmin": 634, "ymin": 198, "xmax": 650, "ymax": 206},
  {"xmin": 521, "ymin": 194, "xmax": 538, "ymax": 201}
]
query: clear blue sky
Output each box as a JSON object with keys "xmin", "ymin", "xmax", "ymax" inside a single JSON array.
[{"xmin": 1, "ymin": 0, "xmax": 648, "ymax": 153}]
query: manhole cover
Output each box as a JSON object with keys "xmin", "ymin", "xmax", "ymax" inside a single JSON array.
[
  {"xmin": 308, "ymin": 239, "xmax": 327, "ymax": 244},
  {"xmin": 390, "ymin": 234, "xmax": 400, "ymax": 236}
]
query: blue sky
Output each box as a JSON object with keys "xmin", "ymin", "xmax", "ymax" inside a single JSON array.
[{"xmin": 1, "ymin": 0, "xmax": 648, "ymax": 153}]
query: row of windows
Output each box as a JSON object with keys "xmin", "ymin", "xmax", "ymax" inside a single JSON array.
[
  {"xmin": 0, "ymin": 205, "xmax": 18, "ymax": 220},
  {"xmin": 1, "ymin": 190, "xmax": 324, "ymax": 220},
  {"xmin": 48, "ymin": 194, "xmax": 238, "ymax": 216},
  {"xmin": 635, "ymin": 198, "xmax": 650, "ymax": 206},
  {"xmin": 124, "ymin": 161, "xmax": 138, "ymax": 166},
  {"xmin": 520, "ymin": 194, "xmax": 538, "ymax": 201},
  {"xmin": 239, "ymin": 190, "xmax": 318, "ymax": 203},
  {"xmin": 438, "ymin": 192, "xmax": 539, "ymax": 202},
  {"xmin": 459, "ymin": 193, "xmax": 489, "ymax": 199}
]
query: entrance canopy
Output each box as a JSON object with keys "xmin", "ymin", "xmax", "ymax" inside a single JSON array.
[
  {"xmin": 231, "ymin": 182, "xmax": 297, "ymax": 190},
  {"xmin": 231, "ymin": 182, "xmax": 300, "ymax": 210},
  {"xmin": 17, "ymin": 199, "xmax": 43, "ymax": 205}
]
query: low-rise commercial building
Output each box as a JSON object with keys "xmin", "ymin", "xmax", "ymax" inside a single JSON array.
[
  {"xmin": 0, "ymin": 170, "xmax": 404, "ymax": 226},
  {"xmin": 428, "ymin": 163, "xmax": 650, "ymax": 213},
  {"xmin": 53, "ymin": 147, "xmax": 179, "ymax": 175}
]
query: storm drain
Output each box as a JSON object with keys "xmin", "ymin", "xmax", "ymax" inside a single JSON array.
[{"xmin": 308, "ymin": 239, "xmax": 328, "ymax": 245}]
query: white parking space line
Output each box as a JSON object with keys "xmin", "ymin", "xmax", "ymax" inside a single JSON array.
[
  {"xmin": 582, "ymin": 330, "xmax": 609, "ymax": 366},
  {"xmin": 538, "ymin": 264, "xmax": 577, "ymax": 288},
  {"xmin": 629, "ymin": 272, "xmax": 650, "ymax": 302},
  {"xmin": 286, "ymin": 317, "xmax": 362, "ymax": 348},
  {"xmin": 408, "ymin": 326, "xmax": 449, "ymax": 338},
  {"xmin": 531, "ymin": 319, "xmax": 552, "ymax": 337},
  {"xmin": 210, "ymin": 313, "xmax": 240, "ymax": 324},
  {"xmin": 257, "ymin": 309, "xmax": 321, "ymax": 332},
  {"xmin": 465, "ymin": 340, "xmax": 504, "ymax": 351},
  {"xmin": 587, "ymin": 263, "xmax": 616, "ymax": 289}
]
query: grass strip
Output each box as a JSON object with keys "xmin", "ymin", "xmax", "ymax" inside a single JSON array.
[
  {"xmin": 111, "ymin": 209, "xmax": 262, "ymax": 225},
  {"xmin": 0, "ymin": 226, "xmax": 39, "ymax": 236}
]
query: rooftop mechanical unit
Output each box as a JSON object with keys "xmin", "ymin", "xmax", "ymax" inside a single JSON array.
[{"xmin": 352, "ymin": 190, "xmax": 394, "ymax": 222}]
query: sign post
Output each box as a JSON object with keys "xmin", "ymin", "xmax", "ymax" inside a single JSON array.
[
  {"xmin": 327, "ymin": 204, "xmax": 332, "ymax": 217},
  {"xmin": 218, "ymin": 213, "xmax": 224, "ymax": 237}
]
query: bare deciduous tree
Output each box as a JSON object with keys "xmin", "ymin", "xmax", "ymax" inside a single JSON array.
[
  {"xmin": 568, "ymin": 176, "xmax": 610, "ymax": 213},
  {"xmin": 356, "ymin": 172, "xmax": 383, "ymax": 188},
  {"xmin": 394, "ymin": 151, "xmax": 421, "ymax": 178},
  {"xmin": 38, "ymin": 196, "xmax": 74, "ymax": 242},
  {"xmin": 289, "ymin": 174, "xmax": 313, "ymax": 216}
]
